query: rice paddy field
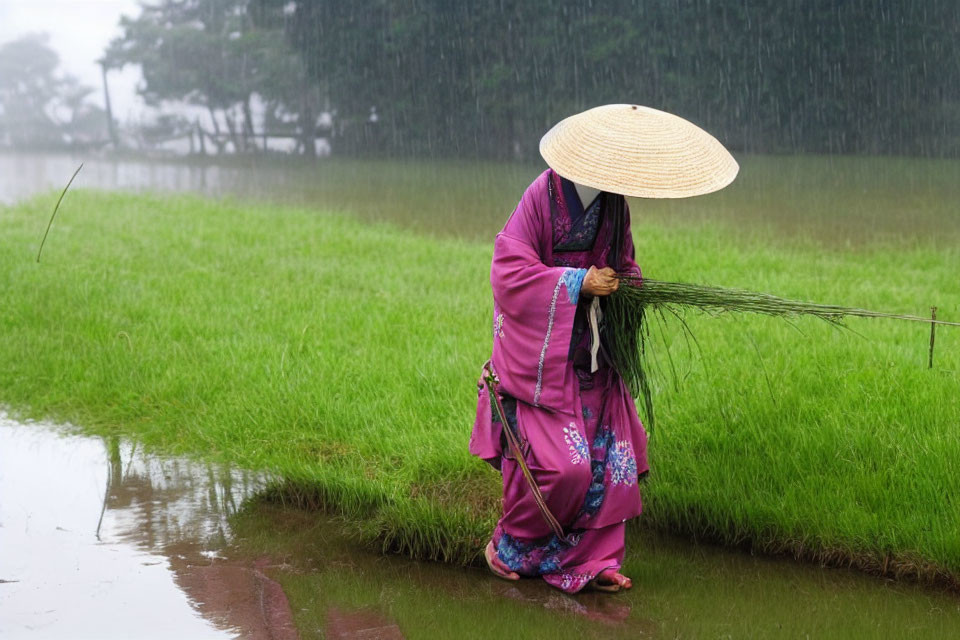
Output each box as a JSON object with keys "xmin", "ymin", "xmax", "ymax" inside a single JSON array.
[{"xmin": 1, "ymin": 155, "xmax": 958, "ymax": 587}]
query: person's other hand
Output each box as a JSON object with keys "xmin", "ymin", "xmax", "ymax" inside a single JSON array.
[{"xmin": 582, "ymin": 266, "xmax": 618, "ymax": 297}]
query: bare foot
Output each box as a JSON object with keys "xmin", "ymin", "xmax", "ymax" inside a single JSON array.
[
  {"xmin": 485, "ymin": 541, "xmax": 520, "ymax": 581},
  {"xmin": 594, "ymin": 568, "xmax": 632, "ymax": 591}
]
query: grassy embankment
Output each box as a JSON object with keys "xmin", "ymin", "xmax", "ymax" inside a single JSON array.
[{"xmin": 1, "ymin": 180, "xmax": 958, "ymax": 584}]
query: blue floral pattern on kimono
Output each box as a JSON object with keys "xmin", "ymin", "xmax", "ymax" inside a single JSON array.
[
  {"xmin": 582, "ymin": 424, "xmax": 614, "ymax": 517},
  {"xmin": 495, "ymin": 421, "xmax": 616, "ymax": 575},
  {"xmin": 496, "ymin": 529, "xmax": 581, "ymax": 575},
  {"xmin": 608, "ymin": 440, "xmax": 638, "ymax": 486}
]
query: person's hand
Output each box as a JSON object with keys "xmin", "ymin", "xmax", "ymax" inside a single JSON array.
[{"xmin": 582, "ymin": 266, "xmax": 619, "ymax": 297}]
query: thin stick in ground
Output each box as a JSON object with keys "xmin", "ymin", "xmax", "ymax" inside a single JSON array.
[
  {"xmin": 930, "ymin": 306, "xmax": 937, "ymax": 369},
  {"xmin": 36, "ymin": 163, "xmax": 83, "ymax": 263}
]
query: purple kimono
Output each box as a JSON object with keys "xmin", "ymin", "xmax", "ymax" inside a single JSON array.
[{"xmin": 470, "ymin": 168, "xmax": 650, "ymax": 593}]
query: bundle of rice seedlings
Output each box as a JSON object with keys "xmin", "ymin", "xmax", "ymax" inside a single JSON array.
[{"xmin": 605, "ymin": 275, "xmax": 959, "ymax": 432}]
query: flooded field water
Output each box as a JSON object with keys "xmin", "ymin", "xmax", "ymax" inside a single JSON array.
[
  {"xmin": 2, "ymin": 151, "xmax": 959, "ymax": 247},
  {"xmin": 3, "ymin": 415, "xmax": 960, "ymax": 639}
]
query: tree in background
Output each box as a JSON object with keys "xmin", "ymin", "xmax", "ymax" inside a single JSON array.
[
  {"xmin": 104, "ymin": 0, "xmax": 319, "ymax": 155},
  {"xmin": 254, "ymin": 0, "xmax": 959, "ymax": 159},
  {"xmin": 0, "ymin": 34, "xmax": 107, "ymax": 149},
  {"xmin": 101, "ymin": 0, "xmax": 960, "ymax": 159}
]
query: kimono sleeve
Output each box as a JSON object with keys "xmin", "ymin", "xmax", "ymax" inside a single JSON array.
[{"xmin": 489, "ymin": 202, "xmax": 582, "ymax": 413}]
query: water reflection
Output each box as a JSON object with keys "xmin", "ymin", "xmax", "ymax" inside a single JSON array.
[
  {"xmin": 0, "ymin": 413, "xmax": 643, "ymax": 640},
  {"xmin": 0, "ymin": 413, "xmax": 273, "ymax": 639},
  {"xmin": 231, "ymin": 501, "xmax": 960, "ymax": 639},
  {"xmin": 0, "ymin": 152, "xmax": 228, "ymax": 206}
]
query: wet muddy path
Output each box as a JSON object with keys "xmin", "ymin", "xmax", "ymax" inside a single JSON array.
[{"xmin": 3, "ymin": 416, "xmax": 960, "ymax": 639}]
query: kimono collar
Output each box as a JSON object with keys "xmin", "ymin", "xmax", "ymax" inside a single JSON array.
[{"xmin": 560, "ymin": 176, "xmax": 601, "ymax": 221}]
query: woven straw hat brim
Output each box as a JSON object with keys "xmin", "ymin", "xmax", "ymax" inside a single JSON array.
[{"xmin": 539, "ymin": 104, "xmax": 739, "ymax": 199}]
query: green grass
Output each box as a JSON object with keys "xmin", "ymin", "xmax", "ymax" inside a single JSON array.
[{"xmin": 1, "ymin": 184, "xmax": 958, "ymax": 585}]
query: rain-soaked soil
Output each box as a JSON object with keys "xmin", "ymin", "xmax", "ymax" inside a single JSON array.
[{"xmin": 3, "ymin": 414, "xmax": 960, "ymax": 639}]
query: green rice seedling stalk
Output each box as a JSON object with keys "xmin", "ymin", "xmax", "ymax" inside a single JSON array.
[{"xmin": 607, "ymin": 275, "xmax": 960, "ymax": 431}]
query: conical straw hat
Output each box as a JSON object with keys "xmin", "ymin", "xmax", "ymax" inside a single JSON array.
[{"xmin": 539, "ymin": 104, "xmax": 739, "ymax": 198}]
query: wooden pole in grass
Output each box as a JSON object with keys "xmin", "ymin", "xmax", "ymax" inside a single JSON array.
[{"xmin": 929, "ymin": 306, "xmax": 937, "ymax": 369}]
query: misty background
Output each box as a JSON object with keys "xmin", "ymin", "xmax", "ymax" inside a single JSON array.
[{"xmin": 1, "ymin": 0, "xmax": 958, "ymax": 160}]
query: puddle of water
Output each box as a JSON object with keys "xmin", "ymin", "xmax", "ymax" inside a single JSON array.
[
  {"xmin": 0, "ymin": 414, "xmax": 271, "ymax": 640},
  {"xmin": 3, "ymin": 415, "xmax": 960, "ymax": 639},
  {"xmin": 232, "ymin": 504, "xmax": 960, "ymax": 639}
]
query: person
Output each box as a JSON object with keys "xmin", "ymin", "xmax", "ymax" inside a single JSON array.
[{"xmin": 469, "ymin": 104, "xmax": 739, "ymax": 593}]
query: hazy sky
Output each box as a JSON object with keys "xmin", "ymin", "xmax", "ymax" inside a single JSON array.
[{"xmin": 0, "ymin": 0, "xmax": 146, "ymax": 120}]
